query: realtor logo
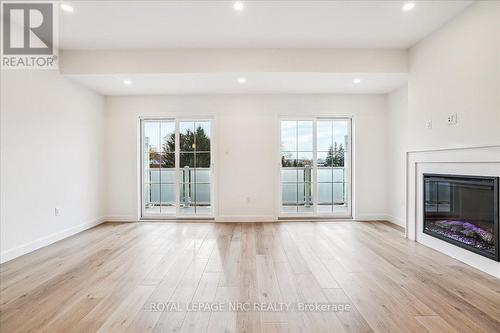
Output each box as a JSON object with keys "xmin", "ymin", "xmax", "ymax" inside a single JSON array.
[{"xmin": 1, "ymin": 1, "xmax": 58, "ymax": 69}]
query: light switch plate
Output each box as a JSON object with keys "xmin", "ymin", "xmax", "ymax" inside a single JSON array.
[{"xmin": 447, "ymin": 113, "xmax": 458, "ymax": 125}]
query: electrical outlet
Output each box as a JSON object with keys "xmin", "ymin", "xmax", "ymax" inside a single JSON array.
[
  {"xmin": 425, "ymin": 120, "xmax": 432, "ymax": 129},
  {"xmin": 55, "ymin": 207, "xmax": 61, "ymax": 216},
  {"xmin": 447, "ymin": 113, "xmax": 458, "ymax": 125}
]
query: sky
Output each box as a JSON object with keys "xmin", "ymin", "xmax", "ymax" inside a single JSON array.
[{"xmin": 281, "ymin": 120, "xmax": 349, "ymax": 156}]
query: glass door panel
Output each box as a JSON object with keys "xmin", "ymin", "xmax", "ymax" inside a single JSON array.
[
  {"xmin": 316, "ymin": 119, "xmax": 349, "ymax": 215},
  {"xmin": 141, "ymin": 119, "xmax": 212, "ymax": 219},
  {"xmin": 280, "ymin": 121, "xmax": 313, "ymax": 214},
  {"xmin": 178, "ymin": 120, "xmax": 212, "ymax": 216},
  {"xmin": 143, "ymin": 120, "xmax": 176, "ymax": 216},
  {"xmin": 280, "ymin": 118, "xmax": 351, "ymax": 217}
]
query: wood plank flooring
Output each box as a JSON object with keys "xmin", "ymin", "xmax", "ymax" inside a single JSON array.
[{"xmin": 1, "ymin": 221, "xmax": 499, "ymax": 333}]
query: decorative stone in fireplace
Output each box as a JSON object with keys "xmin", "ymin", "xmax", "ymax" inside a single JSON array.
[{"xmin": 423, "ymin": 174, "xmax": 499, "ymax": 261}]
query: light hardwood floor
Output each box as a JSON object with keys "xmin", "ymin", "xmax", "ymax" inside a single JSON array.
[{"xmin": 1, "ymin": 221, "xmax": 499, "ymax": 333}]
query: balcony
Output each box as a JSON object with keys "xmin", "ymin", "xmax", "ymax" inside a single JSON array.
[
  {"xmin": 281, "ymin": 166, "xmax": 348, "ymax": 214},
  {"xmin": 144, "ymin": 167, "xmax": 211, "ymax": 215}
]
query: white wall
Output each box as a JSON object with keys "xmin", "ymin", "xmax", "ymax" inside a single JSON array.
[
  {"xmin": 408, "ymin": 1, "xmax": 500, "ymax": 150},
  {"xmin": 104, "ymin": 94, "xmax": 388, "ymax": 221},
  {"xmin": 60, "ymin": 48, "xmax": 408, "ymax": 75},
  {"xmin": 0, "ymin": 71, "xmax": 106, "ymax": 262},
  {"xmin": 386, "ymin": 85, "xmax": 408, "ymax": 227},
  {"xmin": 385, "ymin": 1, "xmax": 500, "ymax": 230},
  {"xmin": 384, "ymin": 1, "xmax": 500, "ymax": 276}
]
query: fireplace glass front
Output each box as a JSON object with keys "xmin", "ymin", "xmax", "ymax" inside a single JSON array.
[{"xmin": 423, "ymin": 174, "xmax": 499, "ymax": 261}]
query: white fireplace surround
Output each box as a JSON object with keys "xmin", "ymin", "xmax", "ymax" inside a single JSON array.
[{"xmin": 406, "ymin": 145, "xmax": 500, "ymax": 278}]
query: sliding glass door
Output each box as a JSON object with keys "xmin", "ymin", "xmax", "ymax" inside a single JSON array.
[
  {"xmin": 280, "ymin": 121, "xmax": 314, "ymax": 214},
  {"xmin": 316, "ymin": 119, "xmax": 350, "ymax": 215},
  {"xmin": 143, "ymin": 120, "xmax": 176, "ymax": 215},
  {"xmin": 280, "ymin": 118, "xmax": 351, "ymax": 217},
  {"xmin": 178, "ymin": 121, "xmax": 212, "ymax": 215},
  {"xmin": 141, "ymin": 119, "xmax": 213, "ymax": 219}
]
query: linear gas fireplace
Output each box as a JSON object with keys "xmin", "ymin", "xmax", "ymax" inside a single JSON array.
[{"xmin": 423, "ymin": 174, "xmax": 499, "ymax": 261}]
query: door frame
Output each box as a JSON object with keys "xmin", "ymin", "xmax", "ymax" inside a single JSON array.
[
  {"xmin": 139, "ymin": 116, "xmax": 215, "ymax": 220},
  {"xmin": 277, "ymin": 116, "xmax": 353, "ymax": 219}
]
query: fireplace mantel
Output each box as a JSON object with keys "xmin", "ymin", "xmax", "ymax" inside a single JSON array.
[{"xmin": 405, "ymin": 145, "xmax": 500, "ymax": 278}]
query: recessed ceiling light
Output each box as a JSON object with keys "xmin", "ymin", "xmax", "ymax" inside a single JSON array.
[
  {"xmin": 353, "ymin": 78, "xmax": 362, "ymax": 84},
  {"xmin": 402, "ymin": 2, "xmax": 415, "ymax": 12},
  {"xmin": 233, "ymin": 2, "xmax": 244, "ymax": 12},
  {"xmin": 60, "ymin": 3, "xmax": 74, "ymax": 12},
  {"xmin": 237, "ymin": 77, "xmax": 246, "ymax": 84},
  {"xmin": 123, "ymin": 79, "xmax": 133, "ymax": 85}
]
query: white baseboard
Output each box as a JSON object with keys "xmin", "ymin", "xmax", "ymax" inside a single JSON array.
[
  {"xmin": 354, "ymin": 214, "xmax": 406, "ymax": 229},
  {"xmin": 216, "ymin": 215, "xmax": 277, "ymax": 222},
  {"xmin": 386, "ymin": 214, "xmax": 406, "ymax": 228},
  {"xmin": 105, "ymin": 214, "xmax": 277, "ymax": 223},
  {"xmin": 0, "ymin": 216, "xmax": 106, "ymax": 264},
  {"xmin": 103, "ymin": 215, "xmax": 138, "ymax": 222},
  {"xmin": 354, "ymin": 214, "xmax": 390, "ymax": 221}
]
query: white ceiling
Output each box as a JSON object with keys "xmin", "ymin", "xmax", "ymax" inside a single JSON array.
[
  {"xmin": 66, "ymin": 72, "xmax": 408, "ymax": 95},
  {"xmin": 59, "ymin": 1, "xmax": 472, "ymax": 49}
]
